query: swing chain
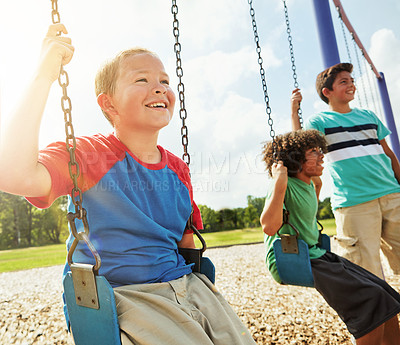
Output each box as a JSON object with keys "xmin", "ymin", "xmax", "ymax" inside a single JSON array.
[
  {"xmin": 171, "ymin": 0, "xmax": 190, "ymax": 166},
  {"xmin": 50, "ymin": 0, "xmax": 100, "ymax": 273},
  {"xmin": 50, "ymin": 0, "xmax": 83, "ymax": 218},
  {"xmin": 51, "ymin": 0, "xmax": 60, "ymax": 24},
  {"xmin": 336, "ymin": 7, "xmax": 364, "ymax": 107},
  {"xmin": 248, "ymin": 0, "xmax": 277, "ymax": 156},
  {"xmin": 336, "ymin": 7, "xmax": 352, "ymax": 64},
  {"xmin": 282, "ymin": 0, "xmax": 303, "ymax": 128},
  {"xmin": 352, "ymin": 38, "xmax": 369, "ymax": 109}
]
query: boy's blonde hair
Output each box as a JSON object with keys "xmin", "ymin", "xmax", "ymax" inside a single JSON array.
[{"xmin": 95, "ymin": 48, "xmax": 159, "ymax": 124}]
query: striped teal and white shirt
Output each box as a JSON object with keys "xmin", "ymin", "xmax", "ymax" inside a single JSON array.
[{"xmin": 305, "ymin": 108, "xmax": 400, "ymax": 209}]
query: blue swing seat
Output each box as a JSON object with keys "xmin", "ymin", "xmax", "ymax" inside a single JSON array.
[
  {"xmin": 273, "ymin": 233, "xmax": 331, "ymax": 287},
  {"xmin": 64, "ymin": 257, "xmax": 215, "ymax": 345},
  {"xmin": 199, "ymin": 257, "xmax": 216, "ymax": 284},
  {"xmin": 319, "ymin": 232, "xmax": 331, "ymax": 252},
  {"xmin": 64, "ymin": 273, "xmax": 121, "ymax": 345}
]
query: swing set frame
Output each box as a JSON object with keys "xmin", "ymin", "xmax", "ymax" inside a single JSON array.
[{"xmin": 51, "ymin": 0, "xmax": 369, "ymax": 343}]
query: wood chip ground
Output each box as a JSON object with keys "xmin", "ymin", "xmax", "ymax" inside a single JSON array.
[{"xmin": 1, "ymin": 242, "xmax": 399, "ymax": 344}]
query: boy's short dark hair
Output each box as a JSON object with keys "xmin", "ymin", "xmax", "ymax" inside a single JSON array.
[
  {"xmin": 316, "ymin": 62, "xmax": 353, "ymax": 104},
  {"xmin": 262, "ymin": 129, "xmax": 328, "ymax": 177}
]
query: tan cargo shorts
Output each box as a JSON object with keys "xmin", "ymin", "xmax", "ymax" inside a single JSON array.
[{"xmin": 334, "ymin": 192, "xmax": 400, "ymax": 279}]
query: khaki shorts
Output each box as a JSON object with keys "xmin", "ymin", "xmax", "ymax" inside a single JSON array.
[
  {"xmin": 334, "ymin": 192, "xmax": 400, "ymax": 279},
  {"xmin": 114, "ymin": 273, "xmax": 255, "ymax": 345}
]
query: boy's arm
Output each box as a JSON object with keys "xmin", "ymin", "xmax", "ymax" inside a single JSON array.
[
  {"xmin": 380, "ymin": 139, "xmax": 400, "ymax": 184},
  {"xmin": 260, "ymin": 161, "xmax": 288, "ymax": 236},
  {"xmin": 0, "ymin": 24, "xmax": 74, "ymax": 197},
  {"xmin": 291, "ymin": 88, "xmax": 302, "ymax": 131},
  {"xmin": 311, "ymin": 176, "xmax": 322, "ymax": 200},
  {"xmin": 177, "ymin": 232, "xmax": 196, "ymax": 249}
]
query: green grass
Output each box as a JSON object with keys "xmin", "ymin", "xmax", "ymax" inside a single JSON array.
[
  {"xmin": 0, "ymin": 244, "xmax": 66, "ymax": 273},
  {"xmin": 194, "ymin": 218, "xmax": 336, "ymax": 248},
  {"xmin": 195, "ymin": 228, "xmax": 264, "ymax": 248},
  {"xmin": 319, "ymin": 218, "xmax": 336, "ymax": 236},
  {"xmin": 0, "ymin": 219, "xmax": 336, "ymax": 273}
]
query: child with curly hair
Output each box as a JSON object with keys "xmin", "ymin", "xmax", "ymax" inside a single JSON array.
[{"xmin": 260, "ymin": 129, "xmax": 400, "ymax": 345}]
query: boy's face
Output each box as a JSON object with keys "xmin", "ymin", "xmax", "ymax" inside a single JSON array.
[
  {"xmin": 301, "ymin": 147, "xmax": 324, "ymax": 177},
  {"xmin": 110, "ymin": 53, "xmax": 175, "ymax": 133},
  {"xmin": 324, "ymin": 70, "xmax": 355, "ymax": 105}
]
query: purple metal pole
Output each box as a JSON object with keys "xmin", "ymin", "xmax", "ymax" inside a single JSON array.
[
  {"xmin": 377, "ymin": 72, "xmax": 400, "ymax": 158},
  {"xmin": 311, "ymin": 0, "xmax": 340, "ymax": 68}
]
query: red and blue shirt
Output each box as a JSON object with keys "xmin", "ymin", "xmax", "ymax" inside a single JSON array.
[{"xmin": 27, "ymin": 133, "xmax": 202, "ymax": 287}]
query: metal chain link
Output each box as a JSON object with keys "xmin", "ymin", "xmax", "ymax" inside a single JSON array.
[
  {"xmin": 371, "ymin": 67, "xmax": 384, "ymax": 118},
  {"xmin": 352, "ymin": 38, "xmax": 369, "ymax": 109},
  {"xmin": 50, "ymin": 0, "xmax": 99, "ymax": 272},
  {"xmin": 282, "ymin": 0, "xmax": 303, "ymax": 128},
  {"xmin": 363, "ymin": 58, "xmax": 379, "ymax": 114},
  {"xmin": 337, "ymin": 7, "xmax": 352, "ymax": 64},
  {"xmin": 336, "ymin": 6, "xmax": 363, "ymax": 107},
  {"xmin": 171, "ymin": 0, "xmax": 190, "ymax": 166},
  {"xmin": 247, "ymin": 0, "xmax": 276, "ymax": 157},
  {"xmin": 50, "ymin": 0, "xmax": 84, "ymax": 218}
]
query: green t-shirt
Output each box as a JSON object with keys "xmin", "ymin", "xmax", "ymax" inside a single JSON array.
[{"xmin": 264, "ymin": 177, "xmax": 326, "ymax": 283}]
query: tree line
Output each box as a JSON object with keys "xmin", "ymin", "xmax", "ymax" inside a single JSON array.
[
  {"xmin": 198, "ymin": 195, "xmax": 333, "ymax": 233},
  {"xmin": 0, "ymin": 191, "xmax": 333, "ymax": 250},
  {"xmin": 0, "ymin": 192, "xmax": 68, "ymax": 250}
]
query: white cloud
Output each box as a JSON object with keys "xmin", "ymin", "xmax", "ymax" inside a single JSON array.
[
  {"xmin": 209, "ymin": 93, "xmax": 266, "ymax": 151},
  {"xmin": 178, "ymin": 0, "xmax": 253, "ymax": 50},
  {"xmin": 163, "ymin": 42, "xmax": 283, "ymax": 209},
  {"xmin": 369, "ymin": 29, "xmax": 400, "ymax": 133},
  {"xmin": 185, "ymin": 45, "xmax": 282, "ymax": 105},
  {"xmin": 164, "ymin": 44, "xmax": 282, "ymax": 148}
]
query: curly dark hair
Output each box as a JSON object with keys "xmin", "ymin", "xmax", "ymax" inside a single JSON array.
[{"xmin": 262, "ymin": 129, "xmax": 328, "ymax": 177}]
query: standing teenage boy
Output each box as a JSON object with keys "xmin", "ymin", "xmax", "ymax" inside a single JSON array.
[
  {"xmin": 0, "ymin": 24, "xmax": 256, "ymax": 345},
  {"xmin": 291, "ymin": 63, "xmax": 400, "ymax": 279}
]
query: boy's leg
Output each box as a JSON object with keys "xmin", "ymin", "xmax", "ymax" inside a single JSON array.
[
  {"xmin": 382, "ymin": 315, "xmax": 400, "ymax": 345},
  {"xmin": 114, "ymin": 274, "xmax": 255, "ymax": 345},
  {"xmin": 380, "ymin": 193, "xmax": 400, "ymax": 275},
  {"xmin": 356, "ymin": 316, "xmax": 400, "ymax": 345},
  {"xmin": 334, "ymin": 199, "xmax": 384, "ymax": 278},
  {"xmin": 114, "ymin": 278, "xmax": 215, "ymax": 345},
  {"xmin": 355, "ymin": 324, "xmax": 383, "ymax": 345},
  {"xmin": 186, "ymin": 273, "xmax": 256, "ymax": 345}
]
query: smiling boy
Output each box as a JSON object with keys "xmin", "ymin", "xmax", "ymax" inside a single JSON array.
[
  {"xmin": 291, "ymin": 63, "xmax": 400, "ymax": 279},
  {"xmin": 0, "ymin": 24, "xmax": 256, "ymax": 345}
]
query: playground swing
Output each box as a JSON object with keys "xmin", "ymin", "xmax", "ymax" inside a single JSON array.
[
  {"xmin": 50, "ymin": 1, "xmax": 214, "ymax": 344},
  {"xmin": 334, "ymin": 4, "xmax": 382, "ymax": 115},
  {"xmin": 247, "ymin": 0, "xmax": 330, "ymax": 288}
]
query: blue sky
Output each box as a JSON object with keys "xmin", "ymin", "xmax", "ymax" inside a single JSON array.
[{"xmin": 0, "ymin": 0, "xmax": 399, "ymax": 210}]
